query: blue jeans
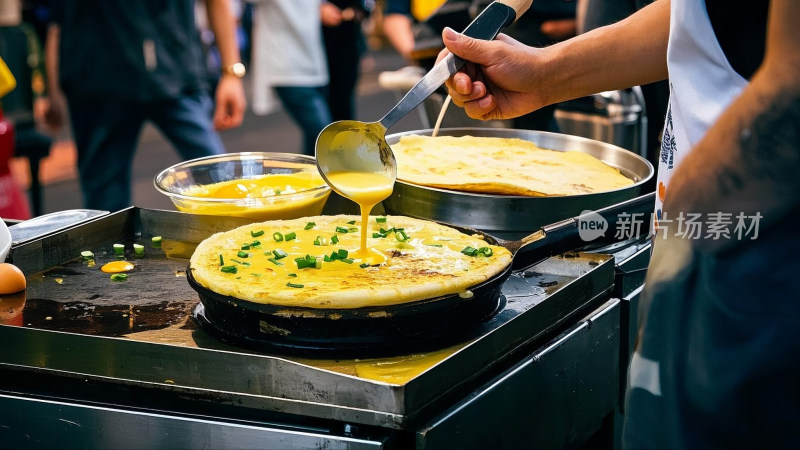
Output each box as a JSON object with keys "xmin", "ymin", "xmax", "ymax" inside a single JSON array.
[
  {"xmin": 274, "ymin": 86, "xmax": 332, "ymax": 157},
  {"xmin": 67, "ymin": 90, "xmax": 224, "ymax": 212}
]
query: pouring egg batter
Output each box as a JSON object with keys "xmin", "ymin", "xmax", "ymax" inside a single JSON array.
[{"xmin": 324, "ymin": 171, "xmax": 394, "ymax": 263}]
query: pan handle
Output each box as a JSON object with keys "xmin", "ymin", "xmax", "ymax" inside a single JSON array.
[{"xmin": 511, "ymin": 192, "xmax": 656, "ymax": 271}]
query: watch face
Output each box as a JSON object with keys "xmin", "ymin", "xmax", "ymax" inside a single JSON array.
[{"xmin": 226, "ymin": 63, "xmax": 246, "ymax": 78}]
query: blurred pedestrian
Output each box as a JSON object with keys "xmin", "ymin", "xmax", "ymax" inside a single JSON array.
[
  {"xmin": 321, "ymin": 0, "xmax": 371, "ymax": 122},
  {"xmin": 44, "ymin": 0, "xmax": 246, "ymax": 212},
  {"xmin": 0, "ymin": 0, "xmax": 52, "ymax": 216},
  {"xmin": 247, "ymin": 0, "xmax": 330, "ymax": 157}
]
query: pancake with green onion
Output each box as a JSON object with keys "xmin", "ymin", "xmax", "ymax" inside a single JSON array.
[{"xmin": 189, "ymin": 215, "xmax": 512, "ymax": 309}]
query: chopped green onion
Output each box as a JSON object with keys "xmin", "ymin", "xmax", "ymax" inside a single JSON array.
[
  {"xmin": 295, "ymin": 254, "xmax": 319, "ymax": 269},
  {"xmin": 425, "ymin": 243, "xmax": 443, "ymax": 248},
  {"xmin": 335, "ymin": 226, "xmax": 349, "ymax": 234},
  {"xmin": 372, "ymin": 232, "xmax": 384, "ymax": 239},
  {"xmin": 219, "ymin": 254, "xmax": 224, "ymax": 266},
  {"xmin": 323, "ymin": 255, "xmax": 332, "ymax": 262},
  {"xmin": 267, "ymin": 258, "xmax": 284, "ymax": 266},
  {"xmin": 359, "ymin": 263, "xmax": 370, "ymax": 268},
  {"xmin": 272, "ymin": 249, "xmax": 288, "ymax": 260},
  {"xmin": 313, "ymin": 236, "xmax": 328, "ymax": 246},
  {"xmin": 272, "ymin": 232, "xmax": 283, "ymax": 242},
  {"xmin": 347, "ymin": 220, "xmax": 356, "ymax": 225},
  {"xmin": 251, "ymin": 230, "xmax": 265, "ymax": 238},
  {"xmin": 330, "ymin": 235, "xmax": 339, "ymax": 244},
  {"xmin": 230, "ymin": 259, "xmax": 251, "ymax": 266},
  {"xmin": 240, "ymin": 244, "xmax": 250, "ymax": 250},
  {"xmin": 340, "ymin": 258, "xmax": 354, "ymax": 264},
  {"xmin": 251, "ymin": 273, "xmax": 262, "ymax": 278},
  {"xmin": 151, "ymin": 236, "xmax": 162, "ymax": 247},
  {"xmin": 376, "ymin": 216, "xmax": 387, "ymax": 223},
  {"xmin": 275, "ymin": 189, "xmax": 282, "ymax": 195},
  {"xmin": 133, "ymin": 244, "xmax": 144, "ymax": 257},
  {"xmin": 478, "ymin": 247, "xmax": 493, "ymax": 257},
  {"xmin": 288, "ymin": 273, "xmax": 297, "ymax": 277},
  {"xmin": 304, "ymin": 222, "xmax": 316, "ymax": 230},
  {"xmin": 286, "ymin": 282, "xmax": 304, "ymax": 289},
  {"xmin": 113, "ymin": 243, "xmax": 125, "ymax": 256},
  {"xmin": 347, "ymin": 227, "xmax": 359, "ymax": 233},
  {"xmin": 110, "ymin": 273, "xmax": 128, "ymax": 282},
  {"xmin": 81, "ymin": 250, "xmax": 94, "ymax": 260},
  {"xmin": 336, "ymin": 249, "xmax": 348, "ymax": 259},
  {"xmin": 461, "ymin": 246, "xmax": 478, "ymax": 257},
  {"xmin": 237, "ymin": 250, "xmax": 249, "ymax": 258},
  {"xmin": 250, "ymin": 240, "xmax": 261, "ymax": 248},
  {"xmin": 220, "ymin": 265, "xmax": 238, "ymax": 274},
  {"xmin": 395, "ymin": 229, "xmax": 410, "ymax": 242},
  {"xmin": 284, "ymin": 232, "xmax": 297, "ymax": 241}
]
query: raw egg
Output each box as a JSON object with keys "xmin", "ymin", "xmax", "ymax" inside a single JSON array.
[
  {"xmin": 0, "ymin": 262, "xmax": 26, "ymax": 294},
  {"xmin": 100, "ymin": 261, "xmax": 135, "ymax": 273}
]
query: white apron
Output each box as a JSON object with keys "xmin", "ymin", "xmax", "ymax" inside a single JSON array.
[{"xmin": 655, "ymin": 0, "xmax": 749, "ymax": 220}]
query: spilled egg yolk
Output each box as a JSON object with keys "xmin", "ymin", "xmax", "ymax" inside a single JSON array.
[{"xmin": 100, "ymin": 261, "xmax": 135, "ymax": 273}]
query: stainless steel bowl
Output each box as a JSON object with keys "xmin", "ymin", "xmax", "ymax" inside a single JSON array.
[{"xmin": 382, "ymin": 128, "xmax": 655, "ymax": 240}]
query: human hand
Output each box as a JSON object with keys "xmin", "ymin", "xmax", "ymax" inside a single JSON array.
[
  {"xmin": 213, "ymin": 75, "xmax": 246, "ymax": 130},
  {"xmin": 440, "ymin": 27, "xmax": 547, "ymax": 121},
  {"xmin": 320, "ymin": 2, "xmax": 343, "ymax": 27},
  {"xmin": 42, "ymin": 93, "xmax": 66, "ymax": 134}
]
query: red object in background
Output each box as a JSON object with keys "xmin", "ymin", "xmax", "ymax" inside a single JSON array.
[{"xmin": 0, "ymin": 107, "xmax": 31, "ymax": 220}]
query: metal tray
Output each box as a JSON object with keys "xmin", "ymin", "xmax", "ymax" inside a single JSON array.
[{"xmin": 0, "ymin": 207, "xmax": 616, "ymax": 428}]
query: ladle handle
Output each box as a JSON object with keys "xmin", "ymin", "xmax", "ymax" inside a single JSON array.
[{"xmin": 379, "ymin": 0, "xmax": 531, "ymax": 130}]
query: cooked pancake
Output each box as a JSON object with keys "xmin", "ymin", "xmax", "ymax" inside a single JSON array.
[
  {"xmin": 391, "ymin": 134, "xmax": 634, "ymax": 196},
  {"xmin": 189, "ymin": 215, "xmax": 512, "ymax": 309}
]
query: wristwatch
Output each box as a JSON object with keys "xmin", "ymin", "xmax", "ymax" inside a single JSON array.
[{"xmin": 222, "ymin": 62, "xmax": 246, "ymax": 78}]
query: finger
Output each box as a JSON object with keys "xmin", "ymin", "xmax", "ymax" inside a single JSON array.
[{"xmin": 462, "ymin": 94, "xmax": 497, "ymax": 120}]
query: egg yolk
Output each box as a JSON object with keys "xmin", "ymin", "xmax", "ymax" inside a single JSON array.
[
  {"xmin": 100, "ymin": 261, "xmax": 135, "ymax": 273},
  {"xmin": 0, "ymin": 263, "xmax": 26, "ymax": 295}
]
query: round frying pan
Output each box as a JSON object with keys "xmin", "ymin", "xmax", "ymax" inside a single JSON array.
[{"xmin": 188, "ymin": 193, "xmax": 655, "ymax": 357}]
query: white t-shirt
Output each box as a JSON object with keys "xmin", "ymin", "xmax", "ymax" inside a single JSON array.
[
  {"xmin": 248, "ymin": 0, "xmax": 329, "ymax": 115},
  {"xmin": 655, "ymin": 0, "xmax": 749, "ymax": 220}
]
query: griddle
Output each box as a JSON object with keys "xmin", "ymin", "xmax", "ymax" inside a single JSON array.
[{"xmin": 0, "ymin": 205, "xmax": 640, "ymax": 428}]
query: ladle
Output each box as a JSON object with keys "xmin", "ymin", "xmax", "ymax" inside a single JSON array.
[{"xmin": 315, "ymin": 0, "xmax": 533, "ymax": 197}]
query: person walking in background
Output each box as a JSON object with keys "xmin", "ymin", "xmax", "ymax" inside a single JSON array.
[
  {"xmin": 43, "ymin": 0, "xmax": 245, "ymax": 212},
  {"xmin": 247, "ymin": 0, "xmax": 330, "ymax": 157},
  {"xmin": 320, "ymin": 0, "xmax": 372, "ymax": 122}
]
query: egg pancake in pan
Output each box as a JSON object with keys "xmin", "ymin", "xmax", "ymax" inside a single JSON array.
[{"xmin": 189, "ymin": 215, "xmax": 512, "ymax": 309}]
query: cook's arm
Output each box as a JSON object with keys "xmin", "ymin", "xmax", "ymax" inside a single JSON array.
[
  {"xmin": 205, "ymin": 0, "xmax": 246, "ymax": 130},
  {"xmin": 442, "ymin": 0, "xmax": 669, "ymax": 120},
  {"xmin": 662, "ymin": 0, "xmax": 800, "ymax": 253}
]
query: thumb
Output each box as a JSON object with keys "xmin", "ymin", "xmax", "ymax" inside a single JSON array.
[{"xmin": 442, "ymin": 27, "xmax": 494, "ymax": 65}]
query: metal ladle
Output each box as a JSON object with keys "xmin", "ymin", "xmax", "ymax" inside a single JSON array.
[{"xmin": 315, "ymin": 0, "xmax": 533, "ymax": 197}]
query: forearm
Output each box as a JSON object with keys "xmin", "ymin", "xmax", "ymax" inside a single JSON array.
[
  {"xmin": 539, "ymin": 0, "xmax": 669, "ymax": 105},
  {"xmin": 383, "ymin": 14, "xmax": 415, "ymax": 60},
  {"xmin": 205, "ymin": 0, "xmax": 241, "ymax": 68},
  {"xmin": 44, "ymin": 24, "xmax": 61, "ymax": 96}
]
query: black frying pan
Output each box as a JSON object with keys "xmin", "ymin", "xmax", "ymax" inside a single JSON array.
[{"xmin": 188, "ymin": 193, "xmax": 655, "ymax": 356}]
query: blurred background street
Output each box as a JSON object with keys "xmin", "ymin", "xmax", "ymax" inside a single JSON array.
[{"xmin": 8, "ymin": 46, "xmax": 426, "ymax": 216}]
